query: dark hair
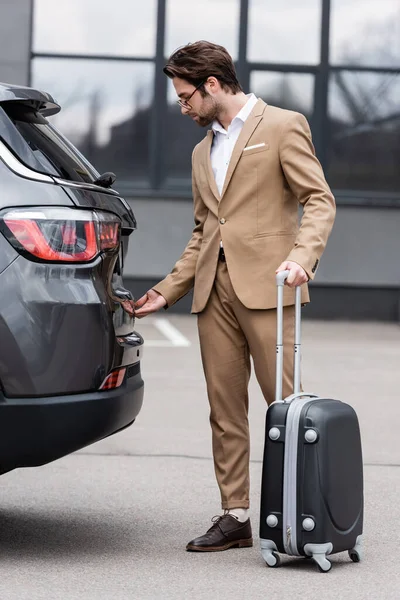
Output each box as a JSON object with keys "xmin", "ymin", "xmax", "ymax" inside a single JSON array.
[{"xmin": 163, "ymin": 41, "xmax": 243, "ymax": 94}]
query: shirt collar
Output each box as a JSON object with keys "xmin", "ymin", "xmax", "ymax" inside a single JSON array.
[{"xmin": 212, "ymin": 93, "xmax": 258, "ymax": 134}]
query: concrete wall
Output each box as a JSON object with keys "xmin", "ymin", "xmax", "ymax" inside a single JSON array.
[
  {"xmin": 0, "ymin": 0, "xmax": 32, "ymax": 85},
  {"xmin": 313, "ymin": 206, "xmax": 400, "ymax": 288},
  {"xmin": 124, "ymin": 198, "xmax": 400, "ymax": 288},
  {"xmin": 123, "ymin": 198, "xmax": 194, "ymax": 279}
]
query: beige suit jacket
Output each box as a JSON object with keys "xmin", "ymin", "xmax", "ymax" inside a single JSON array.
[{"xmin": 153, "ymin": 99, "xmax": 336, "ymax": 313}]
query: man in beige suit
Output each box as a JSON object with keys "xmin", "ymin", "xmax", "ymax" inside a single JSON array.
[{"xmin": 135, "ymin": 41, "xmax": 336, "ymax": 552}]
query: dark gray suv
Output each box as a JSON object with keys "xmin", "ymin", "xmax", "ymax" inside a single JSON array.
[{"xmin": 0, "ymin": 82, "xmax": 144, "ymax": 474}]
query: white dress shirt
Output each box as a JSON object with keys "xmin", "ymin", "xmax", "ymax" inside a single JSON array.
[{"xmin": 210, "ymin": 93, "xmax": 258, "ymax": 196}]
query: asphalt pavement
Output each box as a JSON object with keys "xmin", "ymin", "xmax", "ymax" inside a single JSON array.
[{"xmin": 0, "ymin": 316, "xmax": 398, "ymax": 600}]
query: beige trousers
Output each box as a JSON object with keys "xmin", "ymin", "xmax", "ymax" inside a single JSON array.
[{"xmin": 197, "ymin": 260, "xmax": 296, "ymax": 510}]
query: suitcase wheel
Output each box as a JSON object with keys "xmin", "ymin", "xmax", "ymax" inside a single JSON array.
[
  {"xmin": 265, "ymin": 551, "xmax": 281, "ymax": 568},
  {"xmin": 349, "ymin": 550, "xmax": 361, "ymax": 563},
  {"xmin": 315, "ymin": 559, "xmax": 332, "ymax": 573},
  {"xmin": 348, "ymin": 536, "xmax": 363, "ymax": 563},
  {"xmin": 304, "ymin": 543, "xmax": 333, "ymax": 572},
  {"xmin": 261, "ymin": 540, "xmax": 281, "ymax": 567}
]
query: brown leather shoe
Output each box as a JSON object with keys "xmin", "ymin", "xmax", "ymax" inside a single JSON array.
[{"xmin": 186, "ymin": 514, "xmax": 253, "ymax": 552}]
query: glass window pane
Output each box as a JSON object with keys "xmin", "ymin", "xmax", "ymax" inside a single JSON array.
[
  {"xmin": 32, "ymin": 58, "xmax": 154, "ymax": 186},
  {"xmin": 330, "ymin": 0, "xmax": 400, "ymax": 67},
  {"xmin": 163, "ymin": 79, "xmax": 205, "ymax": 187},
  {"xmin": 1, "ymin": 103, "xmax": 99, "ymax": 182},
  {"xmin": 33, "ymin": 0, "xmax": 157, "ymax": 57},
  {"xmin": 251, "ymin": 72, "xmax": 315, "ymax": 120},
  {"xmin": 328, "ymin": 71, "xmax": 400, "ymax": 192},
  {"xmin": 165, "ymin": 0, "xmax": 240, "ymax": 60},
  {"xmin": 248, "ymin": 0, "xmax": 321, "ymax": 64}
]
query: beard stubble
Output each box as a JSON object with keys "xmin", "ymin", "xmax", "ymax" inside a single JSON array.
[{"xmin": 191, "ymin": 95, "xmax": 221, "ymax": 127}]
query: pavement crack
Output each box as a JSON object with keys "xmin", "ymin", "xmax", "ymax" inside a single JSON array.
[
  {"xmin": 77, "ymin": 452, "xmax": 214, "ymax": 461},
  {"xmin": 74, "ymin": 452, "xmax": 400, "ymax": 468}
]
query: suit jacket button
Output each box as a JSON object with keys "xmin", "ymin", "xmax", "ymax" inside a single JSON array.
[{"xmin": 220, "ymin": 218, "xmax": 226, "ymax": 224}]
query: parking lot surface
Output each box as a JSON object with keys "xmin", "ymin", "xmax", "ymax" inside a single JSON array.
[{"xmin": 0, "ymin": 316, "xmax": 398, "ymax": 600}]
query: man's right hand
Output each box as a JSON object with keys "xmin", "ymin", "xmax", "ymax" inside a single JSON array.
[{"xmin": 134, "ymin": 289, "xmax": 167, "ymax": 318}]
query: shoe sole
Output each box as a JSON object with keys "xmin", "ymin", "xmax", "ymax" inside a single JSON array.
[{"xmin": 186, "ymin": 538, "xmax": 253, "ymax": 552}]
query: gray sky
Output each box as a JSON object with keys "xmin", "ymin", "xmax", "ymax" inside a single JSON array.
[
  {"xmin": 33, "ymin": 0, "xmax": 157, "ymax": 57},
  {"xmin": 32, "ymin": 58, "xmax": 154, "ymax": 145},
  {"xmin": 330, "ymin": 0, "xmax": 400, "ymax": 66},
  {"xmin": 248, "ymin": 0, "xmax": 321, "ymax": 64},
  {"xmin": 165, "ymin": 0, "xmax": 240, "ymax": 59},
  {"xmin": 33, "ymin": 0, "xmax": 400, "ymax": 66}
]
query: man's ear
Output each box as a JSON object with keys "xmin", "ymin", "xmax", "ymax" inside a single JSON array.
[{"xmin": 206, "ymin": 76, "xmax": 219, "ymax": 94}]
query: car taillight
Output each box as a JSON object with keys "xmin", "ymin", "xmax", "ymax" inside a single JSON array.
[
  {"xmin": 100, "ymin": 221, "xmax": 120, "ymax": 250},
  {"xmin": 0, "ymin": 207, "xmax": 120, "ymax": 262},
  {"xmin": 99, "ymin": 367, "xmax": 126, "ymax": 390}
]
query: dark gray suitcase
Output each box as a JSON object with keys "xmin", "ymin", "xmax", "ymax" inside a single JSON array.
[{"xmin": 259, "ymin": 271, "xmax": 364, "ymax": 572}]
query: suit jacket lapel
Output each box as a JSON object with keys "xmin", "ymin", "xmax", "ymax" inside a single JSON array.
[
  {"xmin": 220, "ymin": 99, "xmax": 266, "ymax": 198},
  {"xmin": 204, "ymin": 130, "xmax": 221, "ymax": 202}
]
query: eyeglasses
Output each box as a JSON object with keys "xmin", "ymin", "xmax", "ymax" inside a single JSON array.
[{"xmin": 177, "ymin": 80, "xmax": 206, "ymax": 109}]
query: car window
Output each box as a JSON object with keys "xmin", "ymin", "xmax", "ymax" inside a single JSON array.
[
  {"xmin": 0, "ymin": 102, "xmax": 100, "ymax": 183},
  {"xmin": 0, "ymin": 105, "xmax": 44, "ymax": 172}
]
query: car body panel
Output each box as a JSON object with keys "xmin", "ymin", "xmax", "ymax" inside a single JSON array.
[
  {"xmin": 0, "ymin": 81, "xmax": 60, "ymax": 116},
  {"xmin": 0, "ymin": 157, "xmax": 74, "ymax": 208},
  {"xmin": 0, "ymin": 254, "xmax": 113, "ymax": 396},
  {"xmin": 0, "ymin": 81, "xmax": 144, "ymax": 473},
  {"xmin": 60, "ymin": 184, "xmax": 136, "ymax": 232}
]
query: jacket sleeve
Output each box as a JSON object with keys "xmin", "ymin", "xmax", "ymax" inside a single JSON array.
[
  {"xmin": 152, "ymin": 149, "xmax": 208, "ymax": 307},
  {"xmin": 279, "ymin": 112, "xmax": 336, "ymax": 279}
]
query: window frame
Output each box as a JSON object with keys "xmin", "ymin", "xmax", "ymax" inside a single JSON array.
[{"xmin": 29, "ymin": 0, "xmax": 400, "ymax": 206}]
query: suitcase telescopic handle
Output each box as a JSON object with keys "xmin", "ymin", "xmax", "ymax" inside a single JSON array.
[{"xmin": 275, "ymin": 270, "xmax": 302, "ymax": 403}]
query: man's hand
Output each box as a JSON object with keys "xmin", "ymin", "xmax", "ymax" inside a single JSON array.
[
  {"xmin": 276, "ymin": 261, "xmax": 308, "ymax": 288},
  {"xmin": 120, "ymin": 298, "xmax": 135, "ymax": 316},
  {"xmin": 134, "ymin": 289, "xmax": 167, "ymax": 318}
]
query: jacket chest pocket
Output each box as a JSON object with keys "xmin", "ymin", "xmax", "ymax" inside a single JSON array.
[{"xmin": 241, "ymin": 142, "xmax": 269, "ymax": 157}]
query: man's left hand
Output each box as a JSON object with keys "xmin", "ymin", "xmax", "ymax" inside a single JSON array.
[{"xmin": 276, "ymin": 261, "xmax": 308, "ymax": 288}]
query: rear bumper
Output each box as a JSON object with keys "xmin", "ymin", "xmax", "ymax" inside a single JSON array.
[{"xmin": 0, "ymin": 370, "xmax": 144, "ymax": 474}]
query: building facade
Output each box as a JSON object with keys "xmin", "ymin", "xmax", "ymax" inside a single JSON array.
[{"xmin": 1, "ymin": 0, "xmax": 400, "ymax": 319}]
